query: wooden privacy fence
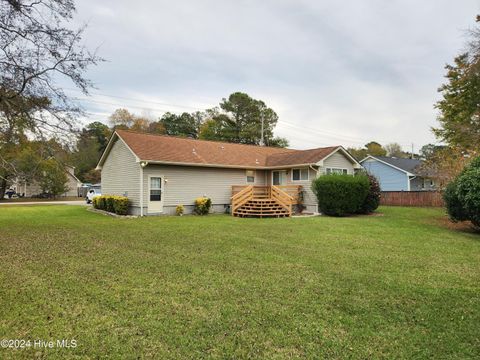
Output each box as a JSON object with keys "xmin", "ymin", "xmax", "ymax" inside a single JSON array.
[{"xmin": 380, "ymin": 191, "xmax": 444, "ymax": 207}]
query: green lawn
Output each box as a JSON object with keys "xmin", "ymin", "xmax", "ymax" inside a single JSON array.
[{"xmin": 0, "ymin": 206, "xmax": 479, "ymax": 359}]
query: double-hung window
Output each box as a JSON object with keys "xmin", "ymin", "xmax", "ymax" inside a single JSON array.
[
  {"xmin": 326, "ymin": 168, "xmax": 348, "ymax": 175},
  {"xmin": 292, "ymin": 168, "xmax": 309, "ymax": 181}
]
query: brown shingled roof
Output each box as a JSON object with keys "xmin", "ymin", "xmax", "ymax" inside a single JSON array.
[{"xmin": 104, "ymin": 130, "xmax": 342, "ymax": 169}]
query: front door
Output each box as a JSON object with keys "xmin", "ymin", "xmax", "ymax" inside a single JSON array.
[
  {"xmin": 148, "ymin": 176, "xmax": 164, "ymax": 213},
  {"xmin": 272, "ymin": 170, "xmax": 287, "ymax": 186}
]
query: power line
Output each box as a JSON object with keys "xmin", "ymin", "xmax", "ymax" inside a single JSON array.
[
  {"xmin": 69, "ymin": 88, "xmax": 425, "ymax": 148},
  {"xmin": 66, "ymin": 87, "xmax": 206, "ymax": 111}
]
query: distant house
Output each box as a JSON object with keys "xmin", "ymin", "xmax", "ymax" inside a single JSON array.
[
  {"xmin": 360, "ymin": 156, "xmax": 436, "ymax": 191},
  {"xmin": 96, "ymin": 130, "xmax": 362, "ymax": 216},
  {"xmin": 13, "ymin": 165, "xmax": 82, "ymax": 197}
]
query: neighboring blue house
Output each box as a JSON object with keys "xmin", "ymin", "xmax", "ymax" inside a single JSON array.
[{"xmin": 360, "ymin": 156, "xmax": 436, "ymax": 191}]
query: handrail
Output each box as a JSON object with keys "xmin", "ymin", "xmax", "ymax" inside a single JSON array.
[
  {"xmin": 231, "ymin": 185, "xmax": 253, "ymax": 214},
  {"xmin": 271, "ymin": 185, "xmax": 293, "ymax": 216}
]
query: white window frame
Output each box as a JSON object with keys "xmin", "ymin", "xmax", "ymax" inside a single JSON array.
[
  {"xmin": 326, "ymin": 167, "xmax": 349, "ymax": 175},
  {"xmin": 291, "ymin": 168, "xmax": 309, "ymax": 182},
  {"xmin": 246, "ymin": 170, "xmax": 255, "ymax": 184}
]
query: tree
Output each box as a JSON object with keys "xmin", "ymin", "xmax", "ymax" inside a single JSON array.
[
  {"xmin": 433, "ymin": 54, "xmax": 480, "ymax": 152},
  {"xmin": 86, "ymin": 122, "xmax": 111, "ymax": 153},
  {"xmin": 0, "ymin": 0, "xmax": 101, "ymax": 132},
  {"xmin": 348, "ymin": 141, "xmax": 387, "ymax": 160},
  {"xmin": 385, "ymin": 143, "xmax": 407, "ymax": 157},
  {"xmin": 418, "ymin": 146, "xmax": 471, "ymax": 189},
  {"xmin": 160, "ymin": 112, "xmax": 199, "ymax": 138},
  {"xmin": 38, "ymin": 158, "xmax": 69, "ymax": 198},
  {"xmin": 0, "ymin": 0, "xmax": 101, "ymax": 198}
]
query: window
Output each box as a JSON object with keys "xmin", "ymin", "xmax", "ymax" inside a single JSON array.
[
  {"xmin": 150, "ymin": 177, "xmax": 162, "ymax": 201},
  {"xmin": 246, "ymin": 170, "xmax": 255, "ymax": 183},
  {"xmin": 292, "ymin": 168, "xmax": 309, "ymax": 181},
  {"xmin": 326, "ymin": 168, "xmax": 348, "ymax": 175}
]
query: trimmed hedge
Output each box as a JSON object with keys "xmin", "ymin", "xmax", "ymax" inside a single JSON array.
[
  {"xmin": 194, "ymin": 197, "xmax": 212, "ymax": 215},
  {"xmin": 311, "ymin": 174, "xmax": 370, "ymax": 216},
  {"xmin": 93, "ymin": 195, "xmax": 130, "ymax": 215},
  {"xmin": 444, "ymin": 156, "xmax": 480, "ymax": 228}
]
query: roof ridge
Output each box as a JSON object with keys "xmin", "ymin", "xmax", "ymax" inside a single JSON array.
[
  {"xmin": 116, "ymin": 129, "xmax": 340, "ymax": 153},
  {"xmin": 115, "ymin": 129, "xmax": 296, "ymax": 152}
]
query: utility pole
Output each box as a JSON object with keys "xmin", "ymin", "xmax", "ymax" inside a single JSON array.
[
  {"xmin": 260, "ymin": 114, "xmax": 264, "ymax": 146},
  {"xmin": 411, "ymin": 143, "xmax": 414, "ymax": 159}
]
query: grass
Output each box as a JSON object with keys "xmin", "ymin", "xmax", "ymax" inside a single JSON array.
[
  {"xmin": 0, "ymin": 196, "xmax": 82, "ymax": 203},
  {"xmin": 0, "ymin": 206, "xmax": 479, "ymax": 359}
]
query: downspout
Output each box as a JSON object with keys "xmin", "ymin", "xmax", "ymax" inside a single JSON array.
[
  {"xmin": 309, "ymin": 164, "xmax": 319, "ymax": 177},
  {"xmin": 140, "ymin": 163, "xmax": 144, "ymax": 217},
  {"xmin": 139, "ymin": 161, "xmax": 148, "ymax": 216}
]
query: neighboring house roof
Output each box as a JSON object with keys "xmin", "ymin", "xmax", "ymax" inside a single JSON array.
[
  {"xmin": 97, "ymin": 130, "xmax": 361, "ymax": 170},
  {"xmin": 360, "ymin": 155, "xmax": 422, "ymax": 176}
]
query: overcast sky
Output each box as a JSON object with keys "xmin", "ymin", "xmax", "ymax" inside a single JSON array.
[{"xmin": 70, "ymin": 0, "xmax": 479, "ymax": 150}]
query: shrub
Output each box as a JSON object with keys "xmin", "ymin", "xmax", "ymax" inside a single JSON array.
[
  {"xmin": 358, "ymin": 173, "xmax": 381, "ymax": 214},
  {"xmin": 92, "ymin": 195, "xmax": 130, "ymax": 215},
  {"xmin": 194, "ymin": 197, "xmax": 212, "ymax": 215},
  {"xmin": 311, "ymin": 174, "xmax": 369, "ymax": 216},
  {"xmin": 443, "ymin": 179, "xmax": 468, "ymax": 222},
  {"xmin": 105, "ymin": 196, "xmax": 115, "ymax": 213},
  {"xmin": 112, "ymin": 196, "xmax": 129, "ymax": 215},
  {"xmin": 445, "ymin": 156, "xmax": 480, "ymax": 228},
  {"xmin": 176, "ymin": 204, "xmax": 185, "ymax": 216}
]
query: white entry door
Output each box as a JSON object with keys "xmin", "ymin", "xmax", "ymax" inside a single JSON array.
[
  {"xmin": 148, "ymin": 176, "xmax": 164, "ymax": 213},
  {"xmin": 272, "ymin": 170, "xmax": 287, "ymax": 186}
]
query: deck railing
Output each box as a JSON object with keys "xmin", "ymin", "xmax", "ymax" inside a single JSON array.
[
  {"xmin": 231, "ymin": 185, "xmax": 302, "ymax": 217},
  {"xmin": 270, "ymin": 185, "xmax": 293, "ymax": 215},
  {"xmin": 231, "ymin": 185, "xmax": 302, "ymax": 204}
]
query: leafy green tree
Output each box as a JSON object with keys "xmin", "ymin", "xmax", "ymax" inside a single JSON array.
[
  {"xmin": 38, "ymin": 159, "xmax": 69, "ymax": 198},
  {"xmin": 86, "ymin": 122, "xmax": 111, "ymax": 152},
  {"xmin": 160, "ymin": 112, "xmax": 199, "ymax": 138},
  {"xmin": 433, "ymin": 54, "xmax": 480, "ymax": 152}
]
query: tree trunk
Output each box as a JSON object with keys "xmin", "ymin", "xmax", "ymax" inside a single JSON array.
[{"xmin": 0, "ymin": 178, "xmax": 7, "ymax": 200}]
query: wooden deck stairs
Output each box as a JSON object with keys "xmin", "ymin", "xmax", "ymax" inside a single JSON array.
[{"xmin": 231, "ymin": 185, "xmax": 301, "ymax": 218}]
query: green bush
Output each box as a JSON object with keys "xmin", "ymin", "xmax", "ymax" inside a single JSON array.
[
  {"xmin": 443, "ymin": 179, "xmax": 468, "ymax": 222},
  {"xmin": 445, "ymin": 156, "xmax": 480, "ymax": 228},
  {"xmin": 194, "ymin": 197, "xmax": 212, "ymax": 215},
  {"xmin": 93, "ymin": 195, "xmax": 130, "ymax": 215},
  {"xmin": 311, "ymin": 174, "xmax": 369, "ymax": 216},
  {"xmin": 358, "ymin": 173, "xmax": 381, "ymax": 214}
]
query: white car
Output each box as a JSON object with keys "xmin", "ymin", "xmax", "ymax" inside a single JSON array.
[{"xmin": 85, "ymin": 187, "xmax": 101, "ymax": 204}]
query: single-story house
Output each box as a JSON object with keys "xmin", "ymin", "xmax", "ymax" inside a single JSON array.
[
  {"xmin": 12, "ymin": 165, "xmax": 82, "ymax": 197},
  {"xmin": 96, "ymin": 130, "xmax": 363, "ymax": 216},
  {"xmin": 360, "ymin": 155, "xmax": 436, "ymax": 191}
]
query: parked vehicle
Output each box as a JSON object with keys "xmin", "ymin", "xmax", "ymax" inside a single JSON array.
[
  {"xmin": 5, "ymin": 189, "xmax": 15, "ymax": 199},
  {"xmin": 85, "ymin": 186, "xmax": 101, "ymax": 204}
]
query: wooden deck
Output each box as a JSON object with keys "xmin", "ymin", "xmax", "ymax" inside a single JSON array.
[{"xmin": 231, "ymin": 185, "xmax": 302, "ymax": 218}]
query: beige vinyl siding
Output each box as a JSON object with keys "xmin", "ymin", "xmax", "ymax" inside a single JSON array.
[
  {"xmin": 142, "ymin": 165, "xmax": 246, "ymax": 209},
  {"xmin": 254, "ymin": 169, "xmax": 267, "ymax": 185},
  {"xmin": 285, "ymin": 167, "xmax": 317, "ymax": 208},
  {"xmin": 320, "ymin": 151, "xmax": 355, "ymax": 174},
  {"xmin": 101, "ymin": 138, "xmax": 141, "ymax": 206}
]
